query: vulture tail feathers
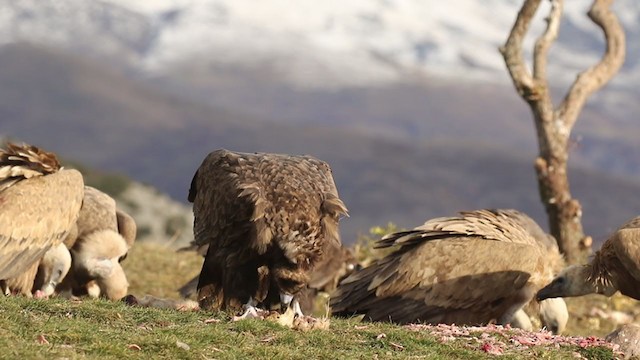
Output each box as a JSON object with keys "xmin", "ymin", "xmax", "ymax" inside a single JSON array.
[{"xmin": 197, "ymin": 257, "xmax": 226, "ymax": 310}]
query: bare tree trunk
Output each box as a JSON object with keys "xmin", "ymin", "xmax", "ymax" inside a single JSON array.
[{"xmin": 500, "ymin": 0, "xmax": 625, "ymax": 264}]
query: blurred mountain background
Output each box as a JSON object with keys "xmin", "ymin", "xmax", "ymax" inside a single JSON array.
[{"xmin": 1, "ymin": 0, "xmax": 639, "ymax": 246}]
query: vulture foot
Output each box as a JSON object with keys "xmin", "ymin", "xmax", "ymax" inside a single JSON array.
[
  {"xmin": 280, "ymin": 293, "xmax": 304, "ymax": 317},
  {"xmin": 232, "ymin": 297, "xmax": 269, "ymax": 321},
  {"xmin": 33, "ymin": 290, "xmax": 48, "ymax": 299}
]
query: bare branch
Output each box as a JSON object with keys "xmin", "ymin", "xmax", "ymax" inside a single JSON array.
[
  {"xmin": 533, "ymin": 0, "xmax": 563, "ymax": 81},
  {"xmin": 499, "ymin": 0, "xmax": 542, "ymax": 100},
  {"xmin": 557, "ymin": 0, "xmax": 626, "ymax": 129}
]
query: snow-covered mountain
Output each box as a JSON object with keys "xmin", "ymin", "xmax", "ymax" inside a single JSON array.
[{"xmin": 1, "ymin": 0, "xmax": 638, "ymax": 89}]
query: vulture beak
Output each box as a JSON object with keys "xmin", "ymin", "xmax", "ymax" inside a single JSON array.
[{"xmin": 536, "ymin": 284, "xmax": 559, "ymax": 302}]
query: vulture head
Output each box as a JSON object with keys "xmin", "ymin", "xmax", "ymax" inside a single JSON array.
[
  {"xmin": 57, "ymin": 186, "xmax": 135, "ymax": 301},
  {"xmin": 537, "ymin": 264, "xmax": 614, "ymax": 301},
  {"xmin": 33, "ymin": 243, "xmax": 72, "ymax": 297},
  {"xmin": 540, "ymin": 216, "xmax": 640, "ymax": 302}
]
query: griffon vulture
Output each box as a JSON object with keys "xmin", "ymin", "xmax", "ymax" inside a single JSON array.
[
  {"xmin": 58, "ymin": 186, "xmax": 135, "ymax": 300},
  {"xmin": 537, "ymin": 216, "xmax": 640, "ymax": 302},
  {"xmin": 331, "ymin": 209, "xmax": 557, "ymax": 327},
  {"xmin": 190, "ymin": 149, "xmax": 348, "ymax": 318},
  {"xmin": 0, "ymin": 143, "xmax": 84, "ymax": 296}
]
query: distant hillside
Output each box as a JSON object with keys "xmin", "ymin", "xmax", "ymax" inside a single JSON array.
[{"xmin": 1, "ymin": 44, "xmax": 638, "ymax": 245}]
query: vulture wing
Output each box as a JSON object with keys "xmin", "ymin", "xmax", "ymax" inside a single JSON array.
[
  {"xmin": 333, "ymin": 209, "xmax": 548, "ymax": 325},
  {"xmin": 332, "ymin": 236, "xmax": 544, "ymax": 324},
  {"xmin": 377, "ymin": 209, "xmax": 537, "ymax": 250},
  {"xmin": 0, "ymin": 143, "xmax": 84, "ymax": 280}
]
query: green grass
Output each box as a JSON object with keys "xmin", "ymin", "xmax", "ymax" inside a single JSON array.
[
  {"xmin": 122, "ymin": 241, "xmax": 202, "ymax": 300},
  {"xmin": 0, "ymin": 296, "xmax": 611, "ymax": 360},
  {"xmin": 0, "ymin": 242, "xmax": 623, "ymax": 359}
]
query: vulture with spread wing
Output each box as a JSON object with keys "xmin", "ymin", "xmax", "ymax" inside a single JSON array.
[
  {"xmin": 537, "ymin": 216, "xmax": 640, "ymax": 302},
  {"xmin": 331, "ymin": 209, "xmax": 557, "ymax": 326},
  {"xmin": 189, "ymin": 149, "xmax": 348, "ymax": 316},
  {"xmin": 0, "ymin": 143, "xmax": 84, "ymax": 296}
]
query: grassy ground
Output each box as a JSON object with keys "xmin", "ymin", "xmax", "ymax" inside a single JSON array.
[
  {"xmin": 122, "ymin": 241, "xmax": 203, "ymax": 300},
  {"xmin": 0, "ymin": 296, "xmax": 615, "ymax": 360},
  {"xmin": 0, "ymin": 241, "xmax": 628, "ymax": 359}
]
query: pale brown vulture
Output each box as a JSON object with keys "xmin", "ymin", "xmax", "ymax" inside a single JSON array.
[
  {"xmin": 537, "ymin": 216, "xmax": 640, "ymax": 301},
  {"xmin": 189, "ymin": 149, "xmax": 348, "ymax": 316},
  {"xmin": 331, "ymin": 209, "xmax": 556, "ymax": 326},
  {"xmin": 0, "ymin": 143, "xmax": 84, "ymax": 296},
  {"xmin": 58, "ymin": 186, "xmax": 135, "ymax": 300}
]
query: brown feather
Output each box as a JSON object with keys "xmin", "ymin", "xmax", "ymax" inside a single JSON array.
[
  {"xmin": 332, "ymin": 209, "xmax": 554, "ymax": 325},
  {"xmin": 0, "ymin": 144, "xmax": 83, "ymax": 281},
  {"xmin": 58, "ymin": 186, "xmax": 133, "ymax": 300},
  {"xmin": 5, "ymin": 261, "xmax": 40, "ymax": 296},
  {"xmin": 191, "ymin": 149, "xmax": 348, "ymax": 311},
  {"xmin": 116, "ymin": 209, "xmax": 137, "ymax": 248},
  {"xmin": 590, "ymin": 217, "xmax": 640, "ymax": 298},
  {"xmin": 0, "ymin": 143, "xmax": 83, "ymax": 296}
]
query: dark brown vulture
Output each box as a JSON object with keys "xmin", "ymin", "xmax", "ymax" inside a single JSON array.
[
  {"xmin": 0, "ymin": 143, "xmax": 84, "ymax": 296},
  {"xmin": 537, "ymin": 216, "xmax": 640, "ymax": 302},
  {"xmin": 189, "ymin": 149, "xmax": 348, "ymax": 317},
  {"xmin": 177, "ymin": 240, "xmax": 359, "ymax": 314},
  {"xmin": 331, "ymin": 209, "xmax": 557, "ymax": 326}
]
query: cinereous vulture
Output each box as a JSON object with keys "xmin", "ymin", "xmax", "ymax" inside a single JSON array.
[
  {"xmin": 189, "ymin": 149, "xmax": 348, "ymax": 317},
  {"xmin": 331, "ymin": 209, "xmax": 557, "ymax": 327},
  {"xmin": 0, "ymin": 142, "xmax": 84, "ymax": 296},
  {"xmin": 177, "ymin": 240, "xmax": 360, "ymax": 315},
  {"xmin": 537, "ymin": 216, "xmax": 640, "ymax": 302}
]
